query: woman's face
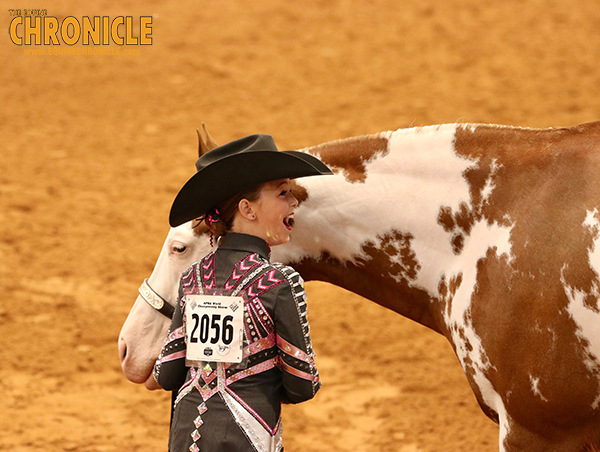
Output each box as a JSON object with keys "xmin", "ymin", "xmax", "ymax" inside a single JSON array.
[{"xmin": 248, "ymin": 179, "xmax": 298, "ymax": 247}]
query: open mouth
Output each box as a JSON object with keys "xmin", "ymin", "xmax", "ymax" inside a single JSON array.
[{"xmin": 283, "ymin": 214, "xmax": 295, "ymax": 231}]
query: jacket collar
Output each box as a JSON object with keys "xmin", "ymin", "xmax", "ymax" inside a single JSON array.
[{"xmin": 218, "ymin": 233, "xmax": 271, "ymax": 260}]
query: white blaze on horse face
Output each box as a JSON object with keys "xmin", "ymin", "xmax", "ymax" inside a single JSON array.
[{"xmin": 564, "ymin": 209, "xmax": 600, "ymax": 408}]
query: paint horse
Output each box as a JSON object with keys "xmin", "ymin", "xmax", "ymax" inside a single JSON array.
[{"xmin": 119, "ymin": 122, "xmax": 600, "ymax": 451}]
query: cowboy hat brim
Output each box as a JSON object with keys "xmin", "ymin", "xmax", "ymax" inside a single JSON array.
[{"xmin": 169, "ymin": 149, "xmax": 332, "ymax": 227}]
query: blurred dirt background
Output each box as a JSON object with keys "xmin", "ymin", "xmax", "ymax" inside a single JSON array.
[{"xmin": 1, "ymin": 1, "xmax": 599, "ymax": 451}]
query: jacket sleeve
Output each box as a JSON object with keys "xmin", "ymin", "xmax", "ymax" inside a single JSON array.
[
  {"xmin": 273, "ymin": 265, "xmax": 321, "ymax": 404},
  {"xmin": 153, "ymin": 279, "xmax": 189, "ymax": 391}
]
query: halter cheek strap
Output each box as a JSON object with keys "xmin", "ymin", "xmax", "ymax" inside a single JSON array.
[{"xmin": 138, "ymin": 278, "xmax": 176, "ymax": 319}]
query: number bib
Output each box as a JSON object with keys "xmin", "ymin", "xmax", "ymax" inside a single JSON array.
[{"xmin": 184, "ymin": 294, "xmax": 244, "ymax": 363}]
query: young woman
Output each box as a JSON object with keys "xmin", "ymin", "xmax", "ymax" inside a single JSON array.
[{"xmin": 154, "ymin": 134, "xmax": 332, "ymax": 452}]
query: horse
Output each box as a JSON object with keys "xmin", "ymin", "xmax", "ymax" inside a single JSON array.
[{"xmin": 119, "ymin": 122, "xmax": 600, "ymax": 451}]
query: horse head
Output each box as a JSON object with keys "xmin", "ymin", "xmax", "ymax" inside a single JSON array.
[{"xmin": 118, "ymin": 127, "xmax": 217, "ymax": 388}]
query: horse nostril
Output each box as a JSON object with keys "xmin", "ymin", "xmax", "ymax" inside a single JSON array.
[{"xmin": 118, "ymin": 338, "xmax": 128, "ymax": 364}]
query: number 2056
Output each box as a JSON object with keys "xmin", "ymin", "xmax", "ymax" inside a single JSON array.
[{"xmin": 189, "ymin": 313, "xmax": 234, "ymax": 345}]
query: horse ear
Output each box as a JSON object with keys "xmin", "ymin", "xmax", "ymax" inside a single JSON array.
[
  {"xmin": 197, "ymin": 123, "xmax": 219, "ymax": 157},
  {"xmin": 203, "ymin": 123, "xmax": 219, "ymax": 150}
]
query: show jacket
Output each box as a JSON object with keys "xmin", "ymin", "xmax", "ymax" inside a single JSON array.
[{"xmin": 154, "ymin": 232, "xmax": 321, "ymax": 452}]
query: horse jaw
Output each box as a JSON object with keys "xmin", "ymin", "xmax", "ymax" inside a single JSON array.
[{"xmin": 118, "ymin": 294, "xmax": 172, "ymax": 386}]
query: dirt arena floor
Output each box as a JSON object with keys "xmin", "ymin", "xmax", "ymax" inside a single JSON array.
[{"xmin": 2, "ymin": 1, "xmax": 600, "ymax": 451}]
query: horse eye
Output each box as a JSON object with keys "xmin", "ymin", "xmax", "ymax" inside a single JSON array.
[{"xmin": 172, "ymin": 244, "xmax": 187, "ymax": 253}]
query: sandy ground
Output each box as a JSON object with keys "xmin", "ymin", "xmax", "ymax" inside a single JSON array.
[{"xmin": 1, "ymin": 1, "xmax": 600, "ymax": 451}]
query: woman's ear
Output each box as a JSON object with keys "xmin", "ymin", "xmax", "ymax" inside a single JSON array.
[{"xmin": 238, "ymin": 199, "xmax": 256, "ymax": 220}]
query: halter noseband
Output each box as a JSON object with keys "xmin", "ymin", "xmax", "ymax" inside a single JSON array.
[{"xmin": 138, "ymin": 279, "xmax": 175, "ymax": 319}]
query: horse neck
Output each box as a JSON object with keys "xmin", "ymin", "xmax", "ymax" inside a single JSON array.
[
  {"xmin": 277, "ymin": 124, "xmax": 474, "ymax": 281},
  {"xmin": 275, "ymin": 121, "xmax": 600, "ymax": 334},
  {"xmin": 272, "ymin": 124, "xmax": 477, "ymax": 333}
]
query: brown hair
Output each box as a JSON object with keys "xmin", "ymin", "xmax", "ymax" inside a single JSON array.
[{"xmin": 205, "ymin": 184, "xmax": 263, "ymax": 239}]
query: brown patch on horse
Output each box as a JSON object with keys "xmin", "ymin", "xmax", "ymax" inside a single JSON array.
[
  {"xmin": 455, "ymin": 122, "xmax": 600, "ymax": 301},
  {"xmin": 580, "ymin": 428, "xmax": 600, "ymax": 452},
  {"xmin": 437, "ymin": 201, "xmax": 481, "ymax": 254},
  {"xmin": 436, "ymin": 142, "xmax": 499, "ymax": 254},
  {"xmin": 291, "ymin": 228, "xmax": 441, "ymax": 333},
  {"xmin": 438, "ymin": 272, "xmax": 463, "ymax": 313},
  {"xmin": 583, "ymin": 440, "xmax": 600, "ymax": 452},
  {"xmin": 289, "ymin": 179, "xmax": 309, "ymax": 204},
  {"xmin": 355, "ymin": 228, "xmax": 421, "ymax": 284},
  {"xmin": 451, "ymin": 122, "xmax": 600, "ymax": 438},
  {"xmin": 306, "ymin": 135, "xmax": 389, "ymax": 183}
]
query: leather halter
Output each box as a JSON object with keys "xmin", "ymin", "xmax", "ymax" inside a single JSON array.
[{"xmin": 138, "ymin": 278, "xmax": 176, "ymax": 319}]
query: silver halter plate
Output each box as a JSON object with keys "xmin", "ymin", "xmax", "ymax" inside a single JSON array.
[{"xmin": 138, "ymin": 278, "xmax": 175, "ymax": 319}]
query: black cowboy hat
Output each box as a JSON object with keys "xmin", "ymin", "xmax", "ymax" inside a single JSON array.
[{"xmin": 169, "ymin": 134, "xmax": 333, "ymax": 227}]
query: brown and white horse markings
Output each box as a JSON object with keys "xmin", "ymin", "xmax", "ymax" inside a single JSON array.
[
  {"xmin": 272, "ymin": 122, "xmax": 600, "ymax": 451},
  {"xmin": 119, "ymin": 121, "xmax": 600, "ymax": 451}
]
